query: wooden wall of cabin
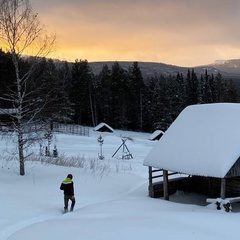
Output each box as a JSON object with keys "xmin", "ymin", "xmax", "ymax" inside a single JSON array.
[
  {"xmin": 177, "ymin": 176, "xmax": 240, "ymax": 198},
  {"xmin": 150, "ymin": 176, "xmax": 240, "ymax": 198}
]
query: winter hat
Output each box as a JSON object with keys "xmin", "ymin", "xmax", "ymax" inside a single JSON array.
[{"xmin": 67, "ymin": 174, "xmax": 73, "ymax": 179}]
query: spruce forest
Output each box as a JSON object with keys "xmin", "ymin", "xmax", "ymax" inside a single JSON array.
[{"xmin": 0, "ymin": 49, "xmax": 239, "ymax": 133}]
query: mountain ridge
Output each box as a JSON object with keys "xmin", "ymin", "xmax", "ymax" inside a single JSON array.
[{"xmin": 88, "ymin": 59, "xmax": 240, "ymax": 80}]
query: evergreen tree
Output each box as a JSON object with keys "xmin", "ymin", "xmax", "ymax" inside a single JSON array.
[
  {"xmin": 185, "ymin": 69, "xmax": 199, "ymax": 105},
  {"xmin": 57, "ymin": 61, "xmax": 74, "ymax": 123},
  {"xmin": 110, "ymin": 62, "xmax": 129, "ymax": 129},
  {"xmin": 145, "ymin": 76, "xmax": 170, "ymax": 132},
  {"xmin": 95, "ymin": 64, "xmax": 112, "ymax": 124},
  {"xmin": 33, "ymin": 58, "xmax": 73, "ymax": 123},
  {"xmin": 202, "ymin": 70, "xmax": 213, "ymax": 103},
  {"xmin": 128, "ymin": 62, "xmax": 145, "ymax": 130},
  {"xmin": 225, "ymin": 80, "xmax": 239, "ymax": 102},
  {"xmin": 70, "ymin": 59, "xmax": 95, "ymax": 125},
  {"xmin": 0, "ymin": 50, "xmax": 15, "ymax": 108},
  {"xmin": 144, "ymin": 77, "xmax": 160, "ymax": 131},
  {"xmin": 167, "ymin": 75, "xmax": 185, "ymax": 124},
  {"xmin": 175, "ymin": 72, "xmax": 187, "ymax": 112},
  {"xmin": 198, "ymin": 75, "xmax": 204, "ymax": 103},
  {"xmin": 214, "ymin": 73, "xmax": 225, "ymax": 102}
]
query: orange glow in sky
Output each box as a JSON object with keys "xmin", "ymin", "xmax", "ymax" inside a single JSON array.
[{"xmin": 30, "ymin": 0, "xmax": 240, "ymax": 67}]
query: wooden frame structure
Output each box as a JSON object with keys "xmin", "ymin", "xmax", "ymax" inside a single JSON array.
[
  {"xmin": 144, "ymin": 104, "xmax": 240, "ymax": 202},
  {"xmin": 148, "ymin": 167, "xmax": 179, "ymax": 200},
  {"xmin": 148, "ymin": 166, "xmax": 240, "ymax": 201}
]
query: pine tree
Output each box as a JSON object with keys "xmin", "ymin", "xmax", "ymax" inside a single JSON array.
[
  {"xmin": 225, "ymin": 80, "xmax": 239, "ymax": 102},
  {"xmin": 110, "ymin": 62, "xmax": 129, "ymax": 129},
  {"xmin": 214, "ymin": 73, "xmax": 225, "ymax": 102},
  {"xmin": 144, "ymin": 77, "xmax": 160, "ymax": 131},
  {"xmin": 202, "ymin": 70, "xmax": 213, "ymax": 103},
  {"xmin": 128, "ymin": 62, "xmax": 145, "ymax": 130},
  {"xmin": 70, "ymin": 59, "xmax": 95, "ymax": 126},
  {"xmin": 0, "ymin": 50, "xmax": 15, "ymax": 108},
  {"xmin": 185, "ymin": 69, "xmax": 199, "ymax": 105},
  {"xmin": 95, "ymin": 64, "xmax": 112, "ymax": 124},
  {"xmin": 33, "ymin": 58, "xmax": 73, "ymax": 123},
  {"xmin": 57, "ymin": 61, "xmax": 74, "ymax": 123},
  {"xmin": 175, "ymin": 72, "xmax": 187, "ymax": 112}
]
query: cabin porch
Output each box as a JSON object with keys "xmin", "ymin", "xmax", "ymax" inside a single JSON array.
[{"xmin": 148, "ymin": 167, "xmax": 240, "ymax": 199}]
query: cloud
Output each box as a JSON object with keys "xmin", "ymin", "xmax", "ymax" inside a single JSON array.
[{"xmin": 31, "ymin": 0, "xmax": 240, "ymax": 66}]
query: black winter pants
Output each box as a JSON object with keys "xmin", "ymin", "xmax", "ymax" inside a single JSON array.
[{"xmin": 64, "ymin": 195, "xmax": 75, "ymax": 211}]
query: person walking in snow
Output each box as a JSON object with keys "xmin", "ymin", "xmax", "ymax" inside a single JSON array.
[{"xmin": 60, "ymin": 174, "xmax": 75, "ymax": 213}]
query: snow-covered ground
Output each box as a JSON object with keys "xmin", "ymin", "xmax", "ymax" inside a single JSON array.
[{"xmin": 0, "ymin": 128, "xmax": 239, "ymax": 240}]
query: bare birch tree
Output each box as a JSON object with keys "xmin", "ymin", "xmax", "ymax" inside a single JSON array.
[{"xmin": 0, "ymin": 0, "xmax": 56, "ymax": 175}]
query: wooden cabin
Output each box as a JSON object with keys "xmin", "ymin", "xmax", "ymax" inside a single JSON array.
[
  {"xmin": 143, "ymin": 103, "xmax": 240, "ymax": 200},
  {"xmin": 148, "ymin": 130, "xmax": 164, "ymax": 141},
  {"xmin": 94, "ymin": 122, "xmax": 114, "ymax": 133}
]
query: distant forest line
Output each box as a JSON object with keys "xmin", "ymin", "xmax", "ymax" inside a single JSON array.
[{"xmin": 0, "ymin": 49, "xmax": 239, "ymax": 132}]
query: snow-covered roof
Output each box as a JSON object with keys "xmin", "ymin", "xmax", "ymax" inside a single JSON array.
[
  {"xmin": 148, "ymin": 130, "xmax": 164, "ymax": 141},
  {"xmin": 93, "ymin": 122, "xmax": 114, "ymax": 132},
  {"xmin": 143, "ymin": 103, "xmax": 240, "ymax": 178}
]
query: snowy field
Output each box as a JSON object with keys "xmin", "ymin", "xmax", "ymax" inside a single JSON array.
[{"xmin": 0, "ymin": 127, "xmax": 240, "ymax": 240}]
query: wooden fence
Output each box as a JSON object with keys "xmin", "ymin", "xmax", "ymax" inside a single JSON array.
[
  {"xmin": 52, "ymin": 122, "xmax": 89, "ymax": 136},
  {"xmin": 0, "ymin": 122, "xmax": 90, "ymax": 137}
]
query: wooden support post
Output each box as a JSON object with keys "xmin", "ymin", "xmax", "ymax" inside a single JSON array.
[
  {"xmin": 163, "ymin": 170, "xmax": 169, "ymax": 200},
  {"xmin": 220, "ymin": 178, "xmax": 226, "ymax": 199},
  {"xmin": 148, "ymin": 167, "xmax": 153, "ymax": 197},
  {"xmin": 148, "ymin": 167, "xmax": 153, "ymax": 186}
]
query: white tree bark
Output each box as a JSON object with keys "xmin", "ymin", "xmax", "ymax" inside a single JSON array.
[{"xmin": 0, "ymin": 0, "xmax": 56, "ymax": 175}]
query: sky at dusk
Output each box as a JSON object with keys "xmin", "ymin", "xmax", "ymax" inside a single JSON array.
[{"xmin": 31, "ymin": 0, "xmax": 240, "ymax": 67}]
